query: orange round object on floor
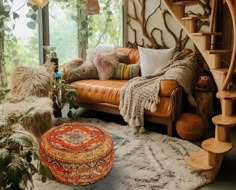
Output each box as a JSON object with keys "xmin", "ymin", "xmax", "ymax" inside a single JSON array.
[
  {"xmin": 176, "ymin": 113, "xmax": 205, "ymax": 141},
  {"xmin": 39, "ymin": 123, "xmax": 114, "ymax": 185}
]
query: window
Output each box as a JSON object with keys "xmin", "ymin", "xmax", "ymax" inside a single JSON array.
[
  {"xmin": 0, "ymin": 0, "xmax": 123, "ymax": 85},
  {"xmin": 47, "ymin": 0, "xmax": 123, "ymax": 64},
  {"xmin": 0, "ymin": 0, "xmax": 39, "ymax": 85},
  {"xmin": 48, "ymin": 0, "xmax": 79, "ymax": 65},
  {"xmin": 87, "ymin": 0, "xmax": 123, "ymax": 48}
]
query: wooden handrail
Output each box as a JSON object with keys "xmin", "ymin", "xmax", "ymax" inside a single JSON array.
[{"xmin": 222, "ymin": 0, "xmax": 236, "ymax": 90}]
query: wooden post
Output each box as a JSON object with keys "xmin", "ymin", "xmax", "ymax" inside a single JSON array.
[{"xmin": 210, "ymin": 0, "xmax": 217, "ymax": 49}]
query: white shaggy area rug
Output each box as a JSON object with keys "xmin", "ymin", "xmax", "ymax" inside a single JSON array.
[{"xmin": 33, "ymin": 117, "xmax": 210, "ymax": 190}]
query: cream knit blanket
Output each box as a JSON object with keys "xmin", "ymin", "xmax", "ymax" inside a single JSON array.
[{"xmin": 119, "ymin": 51, "xmax": 199, "ymax": 133}]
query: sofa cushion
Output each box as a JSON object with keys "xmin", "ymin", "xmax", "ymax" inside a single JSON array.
[
  {"xmin": 115, "ymin": 47, "xmax": 140, "ymax": 64},
  {"xmin": 86, "ymin": 45, "xmax": 114, "ymax": 64},
  {"xmin": 94, "ymin": 52, "xmax": 118, "ymax": 80},
  {"xmin": 71, "ymin": 80, "xmax": 173, "ymax": 117},
  {"xmin": 63, "ymin": 63, "xmax": 98, "ymax": 83},
  {"xmin": 112, "ymin": 62, "xmax": 140, "ymax": 80},
  {"xmin": 116, "ymin": 53, "xmax": 130, "ymax": 64},
  {"xmin": 71, "ymin": 80, "xmax": 127, "ymax": 105},
  {"xmin": 71, "ymin": 79, "xmax": 178, "ymax": 106},
  {"xmin": 138, "ymin": 46, "xmax": 175, "ymax": 76}
]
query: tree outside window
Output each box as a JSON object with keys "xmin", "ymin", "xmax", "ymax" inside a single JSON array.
[
  {"xmin": 0, "ymin": 0, "xmax": 39, "ymax": 86},
  {"xmin": 49, "ymin": 0, "xmax": 123, "ymax": 64},
  {"xmin": 0, "ymin": 0, "xmax": 123, "ymax": 86}
]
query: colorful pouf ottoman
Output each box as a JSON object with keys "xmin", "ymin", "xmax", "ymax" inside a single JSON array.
[
  {"xmin": 39, "ymin": 122, "xmax": 114, "ymax": 185},
  {"xmin": 176, "ymin": 113, "xmax": 205, "ymax": 141}
]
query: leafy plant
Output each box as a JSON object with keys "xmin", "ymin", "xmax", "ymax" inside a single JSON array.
[
  {"xmin": 0, "ymin": 95, "xmax": 54, "ymax": 190},
  {"xmin": 0, "ymin": 118, "xmax": 38, "ymax": 190},
  {"xmin": 0, "ymin": 87, "xmax": 10, "ymax": 103},
  {"xmin": 53, "ymin": 77, "xmax": 79, "ymax": 118}
]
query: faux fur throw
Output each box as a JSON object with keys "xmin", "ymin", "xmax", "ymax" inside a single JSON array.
[
  {"xmin": 119, "ymin": 50, "xmax": 199, "ymax": 133},
  {"xmin": 7, "ymin": 64, "xmax": 53, "ymax": 102},
  {"xmin": 0, "ymin": 96, "xmax": 54, "ymax": 139}
]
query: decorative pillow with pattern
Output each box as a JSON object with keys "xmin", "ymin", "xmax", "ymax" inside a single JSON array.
[
  {"xmin": 112, "ymin": 62, "xmax": 140, "ymax": 80},
  {"xmin": 63, "ymin": 63, "xmax": 98, "ymax": 83}
]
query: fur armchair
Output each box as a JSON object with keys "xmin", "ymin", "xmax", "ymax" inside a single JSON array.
[{"xmin": 0, "ymin": 64, "xmax": 54, "ymax": 139}]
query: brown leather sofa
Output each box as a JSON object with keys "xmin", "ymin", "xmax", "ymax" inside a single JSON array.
[{"xmin": 65, "ymin": 47, "xmax": 183, "ymax": 136}]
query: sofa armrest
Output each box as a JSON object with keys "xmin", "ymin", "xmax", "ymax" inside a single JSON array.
[
  {"xmin": 170, "ymin": 86, "xmax": 183, "ymax": 122},
  {"xmin": 159, "ymin": 80, "xmax": 178, "ymax": 96}
]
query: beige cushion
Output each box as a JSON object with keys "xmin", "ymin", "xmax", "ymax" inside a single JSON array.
[{"xmin": 138, "ymin": 46, "xmax": 175, "ymax": 76}]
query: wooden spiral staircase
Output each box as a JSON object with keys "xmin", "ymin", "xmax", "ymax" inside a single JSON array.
[{"xmin": 162, "ymin": 0, "xmax": 236, "ymax": 181}]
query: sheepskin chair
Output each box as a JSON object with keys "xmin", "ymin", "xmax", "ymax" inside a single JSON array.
[
  {"xmin": 0, "ymin": 64, "xmax": 54, "ymax": 140},
  {"xmin": 7, "ymin": 64, "xmax": 53, "ymax": 101}
]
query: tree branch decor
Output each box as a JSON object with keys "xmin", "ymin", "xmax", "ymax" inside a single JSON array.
[
  {"xmin": 127, "ymin": 0, "xmax": 189, "ymax": 50},
  {"xmin": 127, "ymin": 0, "xmax": 212, "ymax": 50}
]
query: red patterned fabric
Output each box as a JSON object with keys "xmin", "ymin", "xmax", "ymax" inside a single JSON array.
[{"xmin": 39, "ymin": 123, "xmax": 114, "ymax": 185}]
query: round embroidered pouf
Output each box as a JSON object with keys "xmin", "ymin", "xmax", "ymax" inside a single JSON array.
[{"xmin": 39, "ymin": 122, "xmax": 114, "ymax": 185}]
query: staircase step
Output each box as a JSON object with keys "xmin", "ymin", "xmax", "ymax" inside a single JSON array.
[
  {"xmin": 186, "ymin": 150, "xmax": 214, "ymax": 171},
  {"xmin": 212, "ymin": 115, "xmax": 236, "ymax": 127},
  {"xmin": 191, "ymin": 32, "xmax": 222, "ymax": 36},
  {"xmin": 182, "ymin": 16, "xmax": 208, "ymax": 20},
  {"xmin": 205, "ymin": 50, "xmax": 231, "ymax": 54},
  {"xmin": 174, "ymin": 0, "xmax": 198, "ymax": 6},
  {"xmin": 202, "ymin": 138, "xmax": 232, "ymax": 154},
  {"xmin": 211, "ymin": 68, "xmax": 230, "ymax": 74},
  {"xmin": 217, "ymin": 90, "xmax": 236, "ymax": 99}
]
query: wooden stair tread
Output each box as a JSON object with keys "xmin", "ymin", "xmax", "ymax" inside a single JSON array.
[
  {"xmin": 211, "ymin": 68, "xmax": 231, "ymax": 74},
  {"xmin": 205, "ymin": 50, "xmax": 231, "ymax": 54},
  {"xmin": 191, "ymin": 32, "xmax": 222, "ymax": 36},
  {"xmin": 211, "ymin": 68, "xmax": 236, "ymax": 77},
  {"xmin": 217, "ymin": 90, "xmax": 236, "ymax": 99},
  {"xmin": 202, "ymin": 138, "xmax": 232, "ymax": 154},
  {"xmin": 182, "ymin": 16, "xmax": 208, "ymax": 20},
  {"xmin": 212, "ymin": 115, "xmax": 236, "ymax": 127},
  {"xmin": 174, "ymin": 1, "xmax": 198, "ymax": 6},
  {"xmin": 186, "ymin": 150, "xmax": 214, "ymax": 171}
]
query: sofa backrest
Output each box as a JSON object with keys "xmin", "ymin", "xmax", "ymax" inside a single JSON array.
[{"xmin": 115, "ymin": 47, "xmax": 140, "ymax": 65}]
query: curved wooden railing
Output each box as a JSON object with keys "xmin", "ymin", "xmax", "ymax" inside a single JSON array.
[{"xmin": 222, "ymin": 0, "xmax": 236, "ymax": 90}]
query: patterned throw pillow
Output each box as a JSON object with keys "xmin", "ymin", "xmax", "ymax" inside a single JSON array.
[
  {"xmin": 112, "ymin": 62, "xmax": 140, "ymax": 80},
  {"xmin": 63, "ymin": 63, "xmax": 98, "ymax": 83}
]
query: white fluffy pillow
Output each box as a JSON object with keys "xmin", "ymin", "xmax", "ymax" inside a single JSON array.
[
  {"xmin": 138, "ymin": 46, "xmax": 175, "ymax": 76},
  {"xmin": 86, "ymin": 45, "xmax": 114, "ymax": 64}
]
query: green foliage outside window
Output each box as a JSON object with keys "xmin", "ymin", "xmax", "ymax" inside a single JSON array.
[
  {"xmin": 87, "ymin": 0, "xmax": 122, "ymax": 48},
  {"xmin": 0, "ymin": 0, "xmax": 39, "ymax": 86},
  {"xmin": 0, "ymin": 0, "xmax": 122, "ymax": 82}
]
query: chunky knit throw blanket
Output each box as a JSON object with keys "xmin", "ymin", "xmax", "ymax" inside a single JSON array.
[{"xmin": 119, "ymin": 51, "xmax": 199, "ymax": 133}]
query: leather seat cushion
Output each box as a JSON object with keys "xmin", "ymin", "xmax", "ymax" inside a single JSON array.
[
  {"xmin": 71, "ymin": 79, "xmax": 178, "ymax": 105},
  {"xmin": 71, "ymin": 80, "xmax": 126, "ymax": 105}
]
